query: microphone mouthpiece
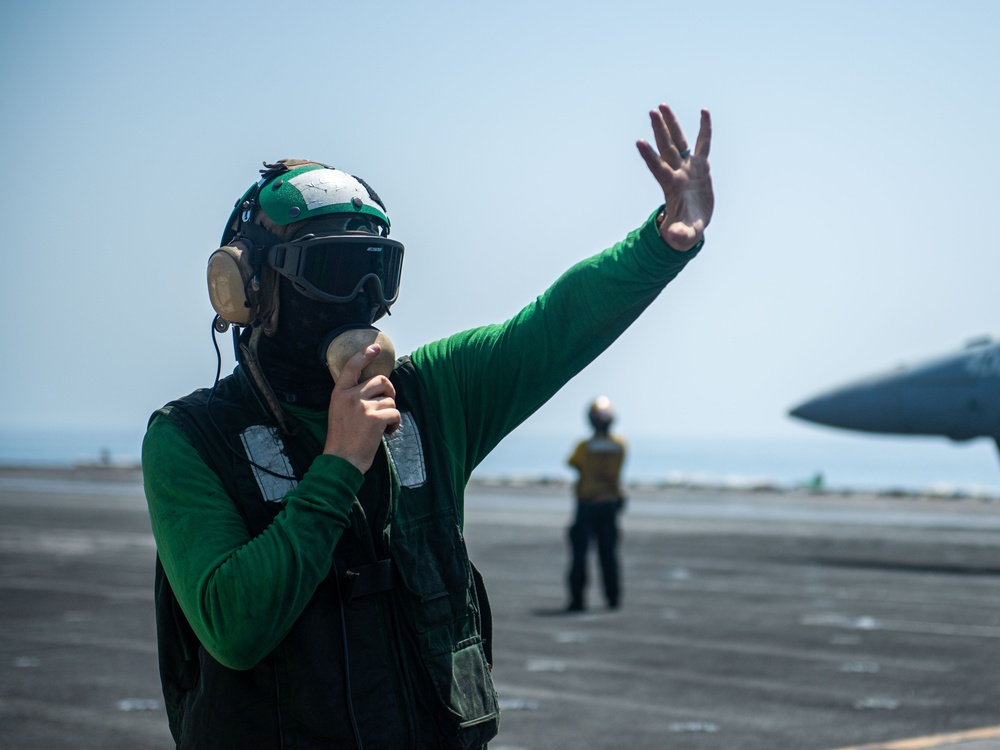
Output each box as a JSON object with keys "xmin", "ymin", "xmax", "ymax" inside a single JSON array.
[{"xmin": 322, "ymin": 326, "xmax": 396, "ymax": 384}]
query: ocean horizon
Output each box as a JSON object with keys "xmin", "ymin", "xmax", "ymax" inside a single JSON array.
[{"xmin": 2, "ymin": 426, "xmax": 999, "ymax": 498}]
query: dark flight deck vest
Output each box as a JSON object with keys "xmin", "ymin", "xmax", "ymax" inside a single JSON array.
[{"xmin": 151, "ymin": 358, "xmax": 500, "ymax": 749}]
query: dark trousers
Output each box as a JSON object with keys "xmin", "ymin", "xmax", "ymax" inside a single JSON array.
[{"xmin": 567, "ymin": 500, "xmax": 621, "ymax": 609}]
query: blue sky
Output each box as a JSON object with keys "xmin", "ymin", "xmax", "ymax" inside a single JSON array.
[{"xmin": 2, "ymin": 0, "xmax": 998, "ymax": 458}]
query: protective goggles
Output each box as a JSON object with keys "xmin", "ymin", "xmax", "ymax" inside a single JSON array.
[{"xmin": 266, "ymin": 234, "xmax": 404, "ymax": 307}]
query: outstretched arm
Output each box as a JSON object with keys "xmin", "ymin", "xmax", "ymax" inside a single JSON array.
[
  {"xmin": 636, "ymin": 105, "xmax": 714, "ymax": 252},
  {"xmin": 416, "ymin": 103, "xmax": 716, "ymax": 499}
]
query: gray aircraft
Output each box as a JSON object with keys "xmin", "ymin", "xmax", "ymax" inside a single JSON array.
[{"xmin": 788, "ymin": 337, "xmax": 1000, "ymax": 458}]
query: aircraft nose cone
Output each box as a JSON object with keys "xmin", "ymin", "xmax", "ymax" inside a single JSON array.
[
  {"xmin": 789, "ymin": 378, "xmax": 907, "ymax": 434},
  {"xmin": 790, "ymin": 341, "xmax": 1000, "ymax": 440}
]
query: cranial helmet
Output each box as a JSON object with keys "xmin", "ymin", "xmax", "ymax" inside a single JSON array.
[
  {"xmin": 588, "ymin": 396, "xmax": 615, "ymax": 430},
  {"xmin": 206, "ymin": 160, "xmax": 403, "ymax": 334}
]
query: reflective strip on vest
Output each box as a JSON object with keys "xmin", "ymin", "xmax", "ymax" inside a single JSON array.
[
  {"xmin": 384, "ymin": 411, "xmax": 427, "ymax": 488},
  {"xmin": 239, "ymin": 425, "xmax": 298, "ymax": 502}
]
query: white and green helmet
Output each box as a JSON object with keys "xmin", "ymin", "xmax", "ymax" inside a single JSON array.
[
  {"xmin": 257, "ymin": 163, "xmax": 390, "ymax": 229},
  {"xmin": 222, "ymin": 160, "xmax": 391, "ymax": 245}
]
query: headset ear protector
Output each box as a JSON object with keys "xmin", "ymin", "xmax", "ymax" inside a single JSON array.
[
  {"xmin": 206, "ymin": 182, "xmax": 278, "ymax": 331},
  {"xmin": 207, "ymin": 242, "xmax": 257, "ymax": 327}
]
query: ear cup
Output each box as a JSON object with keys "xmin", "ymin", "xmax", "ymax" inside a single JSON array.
[{"xmin": 207, "ymin": 245, "xmax": 252, "ymax": 325}]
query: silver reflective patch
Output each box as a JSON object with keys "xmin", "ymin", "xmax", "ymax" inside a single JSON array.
[
  {"xmin": 588, "ymin": 437, "xmax": 623, "ymax": 454},
  {"xmin": 384, "ymin": 412, "xmax": 426, "ymax": 488},
  {"xmin": 239, "ymin": 425, "xmax": 297, "ymax": 502}
]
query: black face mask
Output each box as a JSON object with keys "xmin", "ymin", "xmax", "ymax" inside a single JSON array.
[{"xmin": 257, "ymin": 276, "xmax": 379, "ymax": 408}]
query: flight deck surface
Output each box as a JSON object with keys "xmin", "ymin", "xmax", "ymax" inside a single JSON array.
[{"xmin": 1, "ymin": 467, "xmax": 998, "ymax": 749}]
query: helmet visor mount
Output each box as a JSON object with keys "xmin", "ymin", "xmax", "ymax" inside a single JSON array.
[{"xmin": 266, "ymin": 234, "xmax": 404, "ymax": 309}]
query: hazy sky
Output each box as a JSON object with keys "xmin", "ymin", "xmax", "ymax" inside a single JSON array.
[{"xmin": 2, "ymin": 1, "xmax": 998, "ymax": 455}]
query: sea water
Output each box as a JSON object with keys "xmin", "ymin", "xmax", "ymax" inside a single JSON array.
[
  {"xmin": 2, "ymin": 427, "xmax": 998, "ymax": 497},
  {"xmin": 476, "ymin": 431, "xmax": 1000, "ymax": 497}
]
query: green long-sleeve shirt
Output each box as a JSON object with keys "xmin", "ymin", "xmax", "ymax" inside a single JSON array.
[{"xmin": 142, "ymin": 211, "xmax": 700, "ymax": 670}]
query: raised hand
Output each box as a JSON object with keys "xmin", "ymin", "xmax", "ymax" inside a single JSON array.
[
  {"xmin": 323, "ymin": 344, "xmax": 401, "ymax": 473},
  {"xmin": 636, "ymin": 105, "xmax": 714, "ymax": 252}
]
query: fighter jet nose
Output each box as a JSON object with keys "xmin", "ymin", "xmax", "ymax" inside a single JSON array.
[
  {"xmin": 787, "ymin": 399, "xmax": 822, "ymax": 423},
  {"xmin": 788, "ymin": 393, "xmax": 835, "ymax": 427},
  {"xmin": 789, "ymin": 377, "xmax": 907, "ymax": 434},
  {"xmin": 790, "ymin": 341, "xmax": 1000, "ymax": 443}
]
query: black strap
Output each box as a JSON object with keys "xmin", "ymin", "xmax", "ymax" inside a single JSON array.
[
  {"xmin": 341, "ymin": 559, "xmax": 397, "ymax": 601},
  {"xmin": 235, "ymin": 221, "xmax": 284, "ymax": 265},
  {"xmin": 471, "ymin": 562, "xmax": 493, "ymax": 668}
]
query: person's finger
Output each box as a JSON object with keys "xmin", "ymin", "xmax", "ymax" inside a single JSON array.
[
  {"xmin": 648, "ymin": 109, "xmax": 676, "ymax": 166},
  {"xmin": 358, "ymin": 375, "xmax": 396, "ymax": 401},
  {"xmin": 381, "ymin": 407, "xmax": 402, "ymax": 435},
  {"xmin": 636, "ymin": 140, "xmax": 672, "ymax": 185},
  {"xmin": 366, "ymin": 391, "xmax": 401, "ymax": 434},
  {"xmin": 636, "ymin": 139, "xmax": 657, "ymax": 169},
  {"xmin": 336, "ymin": 344, "xmax": 381, "ymax": 389},
  {"xmin": 695, "ymin": 108, "xmax": 712, "ymax": 158},
  {"xmin": 659, "ymin": 104, "xmax": 690, "ymax": 158}
]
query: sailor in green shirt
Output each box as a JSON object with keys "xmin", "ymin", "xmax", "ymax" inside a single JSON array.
[{"xmin": 143, "ymin": 103, "xmax": 714, "ymax": 749}]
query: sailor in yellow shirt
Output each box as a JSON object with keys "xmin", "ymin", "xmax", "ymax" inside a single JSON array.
[{"xmin": 567, "ymin": 396, "xmax": 627, "ymax": 611}]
